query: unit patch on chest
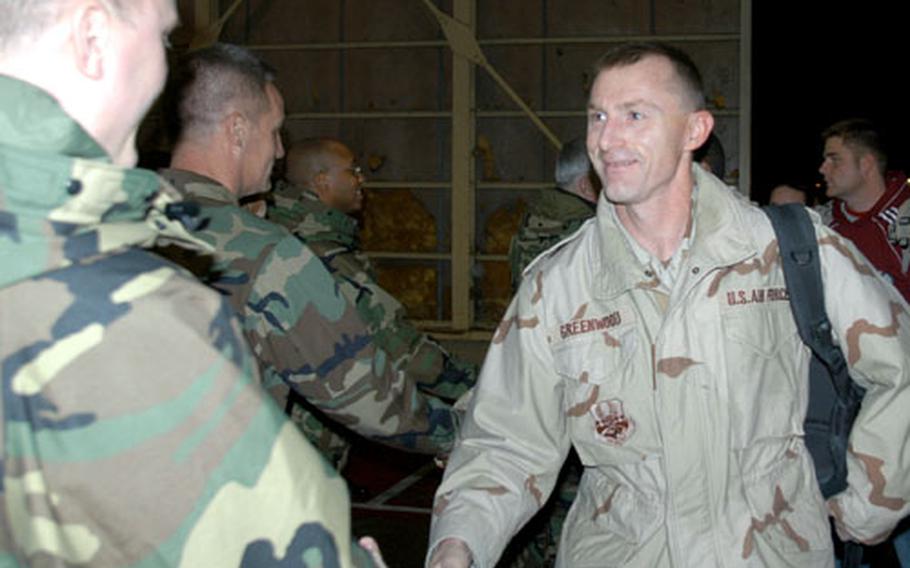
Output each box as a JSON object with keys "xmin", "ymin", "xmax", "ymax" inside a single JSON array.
[{"xmin": 592, "ymin": 398, "xmax": 634, "ymax": 446}]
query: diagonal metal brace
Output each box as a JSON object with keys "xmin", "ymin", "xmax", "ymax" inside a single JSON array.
[
  {"xmin": 420, "ymin": 0, "xmax": 562, "ymax": 150},
  {"xmin": 190, "ymin": 0, "xmax": 246, "ymax": 51}
]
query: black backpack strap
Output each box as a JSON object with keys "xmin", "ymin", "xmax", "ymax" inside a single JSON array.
[
  {"xmin": 763, "ymin": 204, "xmax": 851, "ymax": 400},
  {"xmin": 764, "ymin": 204, "xmax": 864, "ymax": 568}
]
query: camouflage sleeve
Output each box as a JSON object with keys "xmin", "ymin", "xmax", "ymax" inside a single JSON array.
[
  {"xmin": 817, "ymin": 224, "xmax": 910, "ymax": 544},
  {"xmin": 508, "ymin": 213, "xmax": 585, "ymax": 293},
  {"xmin": 314, "ymin": 242, "xmax": 476, "ymax": 402},
  {"xmin": 429, "ymin": 269, "xmax": 570, "ymax": 567},
  {"xmin": 0, "ymin": 251, "xmax": 374, "ymax": 567},
  {"xmin": 242, "ymin": 235, "xmax": 460, "ymax": 457}
]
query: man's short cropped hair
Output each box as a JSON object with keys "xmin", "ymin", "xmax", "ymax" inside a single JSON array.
[
  {"xmin": 555, "ymin": 136, "xmax": 591, "ymax": 190},
  {"xmin": 821, "ymin": 118, "xmax": 887, "ymax": 175},
  {"xmin": 591, "ymin": 41, "xmax": 706, "ymax": 111},
  {"xmin": 164, "ymin": 43, "xmax": 277, "ymax": 143},
  {"xmin": 0, "ymin": 0, "xmax": 128, "ymax": 52}
]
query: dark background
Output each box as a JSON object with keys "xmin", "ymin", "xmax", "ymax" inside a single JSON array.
[{"xmin": 751, "ymin": 3, "xmax": 908, "ymax": 204}]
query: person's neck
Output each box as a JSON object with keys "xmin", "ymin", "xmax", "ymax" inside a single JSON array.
[
  {"xmin": 169, "ymin": 141, "xmax": 239, "ymax": 197},
  {"xmin": 616, "ymin": 181, "xmax": 693, "ymax": 263},
  {"xmin": 843, "ymin": 175, "xmax": 887, "ymax": 214}
]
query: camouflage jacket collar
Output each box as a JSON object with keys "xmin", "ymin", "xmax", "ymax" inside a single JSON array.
[
  {"xmin": 593, "ymin": 165, "xmax": 754, "ymax": 299},
  {"xmin": 0, "ymin": 76, "xmax": 211, "ymax": 289},
  {"xmin": 529, "ymin": 186, "xmax": 595, "ymax": 222},
  {"xmin": 271, "ymin": 186, "xmax": 359, "ymax": 249},
  {"xmin": 158, "ymin": 169, "xmax": 240, "ymax": 207},
  {"xmin": 0, "ymin": 75, "xmax": 107, "ymax": 159}
]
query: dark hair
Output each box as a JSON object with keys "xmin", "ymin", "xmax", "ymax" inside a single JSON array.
[
  {"xmin": 554, "ymin": 137, "xmax": 591, "ymax": 189},
  {"xmin": 821, "ymin": 118, "xmax": 887, "ymax": 175},
  {"xmin": 693, "ymin": 133, "xmax": 726, "ymax": 179},
  {"xmin": 591, "ymin": 42, "xmax": 706, "ymax": 111},
  {"xmin": 164, "ymin": 43, "xmax": 276, "ymax": 143}
]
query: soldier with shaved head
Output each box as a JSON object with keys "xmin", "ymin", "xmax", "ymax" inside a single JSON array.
[
  {"xmin": 159, "ymin": 46, "xmax": 464, "ymax": 471},
  {"xmin": 0, "ymin": 1, "xmax": 382, "ymax": 566}
]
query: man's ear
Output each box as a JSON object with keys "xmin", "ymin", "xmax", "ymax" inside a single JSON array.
[
  {"xmin": 858, "ymin": 152, "xmax": 878, "ymax": 178},
  {"xmin": 311, "ymin": 172, "xmax": 330, "ymax": 199},
  {"xmin": 71, "ymin": 2, "xmax": 112, "ymax": 80},
  {"xmin": 683, "ymin": 110, "xmax": 715, "ymax": 152},
  {"xmin": 226, "ymin": 111, "xmax": 248, "ymax": 155}
]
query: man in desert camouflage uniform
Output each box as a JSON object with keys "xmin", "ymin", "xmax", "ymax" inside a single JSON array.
[
  {"xmin": 429, "ymin": 42, "xmax": 910, "ymax": 568},
  {"xmin": 0, "ymin": 1, "xmax": 380, "ymax": 566},
  {"xmin": 159, "ymin": 45, "xmax": 460, "ymax": 469},
  {"xmin": 268, "ymin": 138, "xmax": 477, "ymax": 403}
]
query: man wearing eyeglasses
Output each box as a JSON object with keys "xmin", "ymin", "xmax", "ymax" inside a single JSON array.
[
  {"xmin": 277, "ymin": 138, "xmax": 368, "ymax": 216},
  {"xmin": 269, "ymin": 138, "xmax": 478, "ymax": 458}
]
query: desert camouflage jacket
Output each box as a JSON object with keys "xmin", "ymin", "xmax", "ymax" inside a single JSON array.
[
  {"xmin": 430, "ymin": 165, "xmax": 910, "ymax": 567},
  {"xmin": 507, "ymin": 187, "xmax": 595, "ymax": 292},
  {"xmin": 269, "ymin": 186, "xmax": 476, "ymax": 403},
  {"xmin": 0, "ymin": 75, "xmax": 372, "ymax": 567},
  {"xmin": 159, "ymin": 171, "xmax": 460, "ymax": 460}
]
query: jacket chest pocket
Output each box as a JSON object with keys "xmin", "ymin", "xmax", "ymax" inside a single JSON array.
[
  {"xmin": 552, "ymin": 325, "xmax": 648, "ymax": 463},
  {"xmin": 720, "ymin": 302, "xmax": 805, "ymax": 447}
]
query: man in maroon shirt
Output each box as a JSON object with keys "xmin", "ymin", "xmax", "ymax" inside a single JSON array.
[{"xmin": 819, "ymin": 118, "xmax": 910, "ymax": 301}]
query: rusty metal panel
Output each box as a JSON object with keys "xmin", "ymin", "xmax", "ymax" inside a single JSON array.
[
  {"xmin": 344, "ymin": 0, "xmax": 452, "ymax": 41},
  {"xmin": 345, "ymin": 48, "xmax": 450, "ymax": 111},
  {"xmin": 545, "ymin": 0, "xmax": 650, "ymax": 36},
  {"xmin": 544, "ymin": 44, "xmax": 605, "ymax": 110},
  {"xmin": 475, "ymin": 118, "xmax": 548, "ymax": 182},
  {"xmin": 477, "ymin": 0, "xmax": 543, "ymax": 39},
  {"xmin": 221, "ymin": 0, "xmax": 342, "ymax": 44},
  {"xmin": 259, "ymin": 51, "xmax": 342, "ymax": 113},
  {"xmin": 654, "ymin": 0, "xmax": 740, "ymax": 34},
  {"xmin": 477, "ymin": 46, "xmax": 543, "ymax": 111},
  {"xmin": 684, "ymin": 41, "xmax": 741, "ymax": 109},
  {"xmin": 336, "ymin": 119, "xmax": 451, "ymax": 181}
]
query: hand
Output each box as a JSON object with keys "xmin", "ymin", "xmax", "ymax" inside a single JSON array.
[
  {"xmin": 428, "ymin": 538, "xmax": 472, "ymax": 568},
  {"xmin": 358, "ymin": 536, "xmax": 388, "ymax": 568}
]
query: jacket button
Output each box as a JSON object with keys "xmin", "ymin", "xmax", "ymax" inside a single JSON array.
[
  {"xmin": 691, "ymin": 266, "xmax": 700, "ymax": 274},
  {"xmin": 644, "ymin": 269, "xmax": 654, "ymax": 277},
  {"xmin": 66, "ymin": 179, "xmax": 83, "ymax": 195}
]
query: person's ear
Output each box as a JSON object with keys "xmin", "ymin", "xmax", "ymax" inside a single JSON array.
[
  {"xmin": 226, "ymin": 112, "xmax": 248, "ymax": 156},
  {"xmin": 858, "ymin": 152, "xmax": 878, "ymax": 178},
  {"xmin": 311, "ymin": 172, "xmax": 331, "ymax": 198},
  {"xmin": 683, "ymin": 110, "xmax": 714, "ymax": 152},
  {"xmin": 72, "ymin": 1, "xmax": 113, "ymax": 80}
]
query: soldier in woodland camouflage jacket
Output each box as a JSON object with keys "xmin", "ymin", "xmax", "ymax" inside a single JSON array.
[
  {"xmin": 159, "ymin": 45, "xmax": 460, "ymax": 468},
  {"xmin": 0, "ymin": 2, "xmax": 377, "ymax": 566},
  {"xmin": 508, "ymin": 137, "xmax": 601, "ymax": 292},
  {"xmin": 268, "ymin": 139, "xmax": 477, "ymax": 403}
]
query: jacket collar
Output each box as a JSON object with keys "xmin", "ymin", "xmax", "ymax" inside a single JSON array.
[
  {"xmin": 270, "ymin": 184, "xmax": 359, "ymax": 248},
  {"xmin": 158, "ymin": 168, "xmax": 239, "ymax": 206},
  {"xmin": 594, "ymin": 165, "xmax": 755, "ymax": 299},
  {"xmin": 0, "ymin": 76, "xmax": 206, "ymax": 288},
  {"xmin": 0, "ymin": 75, "xmax": 107, "ymax": 159}
]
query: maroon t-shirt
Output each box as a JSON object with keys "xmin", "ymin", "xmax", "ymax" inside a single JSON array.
[{"xmin": 829, "ymin": 171, "xmax": 910, "ymax": 301}]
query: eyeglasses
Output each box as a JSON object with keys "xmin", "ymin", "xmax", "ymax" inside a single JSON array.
[{"xmin": 341, "ymin": 165, "xmax": 363, "ymax": 176}]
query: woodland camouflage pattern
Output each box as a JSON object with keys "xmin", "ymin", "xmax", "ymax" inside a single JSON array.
[
  {"xmin": 0, "ymin": 75, "xmax": 373, "ymax": 567},
  {"xmin": 268, "ymin": 184, "xmax": 476, "ymax": 401},
  {"xmin": 159, "ymin": 170, "xmax": 461, "ymax": 467},
  {"xmin": 508, "ymin": 187, "xmax": 595, "ymax": 292}
]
